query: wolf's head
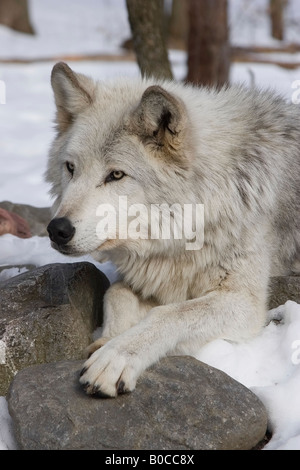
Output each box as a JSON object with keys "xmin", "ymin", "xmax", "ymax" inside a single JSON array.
[{"xmin": 46, "ymin": 63, "xmax": 197, "ymax": 259}]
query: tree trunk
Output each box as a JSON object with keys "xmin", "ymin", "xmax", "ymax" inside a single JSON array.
[
  {"xmin": 126, "ymin": 0, "xmax": 173, "ymax": 80},
  {"xmin": 270, "ymin": 0, "xmax": 285, "ymax": 40},
  {"xmin": 0, "ymin": 0, "xmax": 35, "ymax": 35},
  {"xmin": 186, "ymin": 0, "xmax": 230, "ymax": 88},
  {"xmin": 168, "ymin": 0, "xmax": 189, "ymax": 49}
]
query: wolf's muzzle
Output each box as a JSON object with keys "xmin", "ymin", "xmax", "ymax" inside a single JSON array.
[{"xmin": 47, "ymin": 217, "xmax": 75, "ymax": 246}]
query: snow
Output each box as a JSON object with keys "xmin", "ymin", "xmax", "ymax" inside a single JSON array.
[
  {"xmin": 0, "ymin": 0, "xmax": 300, "ymax": 451},
  {"xmin": 229, "ymin": 0, "xmax": 300, "ymax": 46},
  {"xmin": 196, "ymin": 301, "xmax": 300, "ymax": 450},
  {"xmin": 0, "ymin": 0, "xmax": 131, "ymax": 59}
]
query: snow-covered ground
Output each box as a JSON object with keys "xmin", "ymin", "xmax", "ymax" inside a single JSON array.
[{"xmin": 0, "ymin": 0, "xmax": 300, "ymax": 451}]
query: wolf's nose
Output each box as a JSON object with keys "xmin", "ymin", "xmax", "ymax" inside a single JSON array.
[{"xmin": 47, "ymin": 217, "xmax": 75, "ymax": 245}]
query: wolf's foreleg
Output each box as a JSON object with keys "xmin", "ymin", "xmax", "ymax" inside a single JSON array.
[
  {"xmin": 85, "ymin": 282, "xmax": 156, "ymax": 356},
  {"xmin": 80, "ymin": 287, "xmax": 266, "ymax": 397}
]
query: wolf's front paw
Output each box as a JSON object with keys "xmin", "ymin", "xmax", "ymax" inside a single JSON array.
[{"xmin": 79, "ymin": 339, "xmax": 141, "ymax": 398}]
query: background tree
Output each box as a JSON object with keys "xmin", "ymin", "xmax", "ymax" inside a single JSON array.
[
  {"xmin": 168, "ymin": 0, "xmax": 189, "ymax": 50},
  {"xmin": 186, "ymin": 0, "xmax": 230, "ymax": 88},
  {"xmin": 126, "ymin": 0, "xmax": 173, "ymax": 80},
  {"xmin": 270, "ymin": 0, "xmax": 286, "ymax": 40},
  {"xmin": 0, "ymin": 0, "xmax": 35, "ymax": 35}
]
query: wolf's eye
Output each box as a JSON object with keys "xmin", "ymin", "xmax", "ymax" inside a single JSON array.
[
  {"xmin": 65, "ymin": 161, "xmax": 75, "ymax": 176},
  {"xmin": 105, "ymin": 170, "xmax": 125, "ymax": 183}
]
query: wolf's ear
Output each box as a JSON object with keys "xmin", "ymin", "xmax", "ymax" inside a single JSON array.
[
  {"xmin": 51, "ymin": 62, "xmax": 95, "ymax": 133},
  {"xmin": 131, "ymin": 85, "xmax": 189, "ymax": 161}
]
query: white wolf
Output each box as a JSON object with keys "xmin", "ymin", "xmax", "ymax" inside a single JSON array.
[{"xmin": 46, "ymin": 62, "xmax": 300, "ymax": 397}]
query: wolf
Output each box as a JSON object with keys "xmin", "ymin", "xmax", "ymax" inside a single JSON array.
[{"xmin": 46, "ymin": 62, "xmax": 300, "ymax": 397}]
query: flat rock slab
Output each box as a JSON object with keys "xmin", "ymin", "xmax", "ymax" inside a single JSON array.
[
  {"xmin": 0, "ymin": 262, "xmax": 109, "ymax": 395},
  {"xmin": 7, "ymin": 356, "xmax": 268, "ymax": 450}
]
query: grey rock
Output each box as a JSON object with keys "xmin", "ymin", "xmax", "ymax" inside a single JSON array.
[
  {"xmin": 0, "ymin": 262, "xmax": 109, "ymax": 395},
  {"xmin": 0, "ymin": 201, "xmax": 52, "ymax": 237},
  {"xmin": 7, "ymin": 356, "xmax": 268, "ymax": 450},
  {"xmin": 269, "ymin": 275, "xmax": 300, "ymax": 309}
]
